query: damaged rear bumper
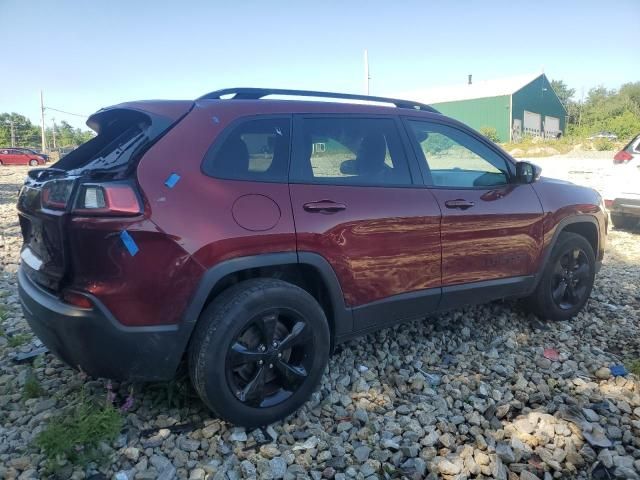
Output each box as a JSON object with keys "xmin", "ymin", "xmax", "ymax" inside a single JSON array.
[{"xmin": 18, "ymin": 267, "xmax": 185, "ymax": 381}]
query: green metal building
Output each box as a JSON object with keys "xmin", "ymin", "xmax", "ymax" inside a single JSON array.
[{"xmin": 410, "ymin": 73, "xmax": 567, "ymax": 142}]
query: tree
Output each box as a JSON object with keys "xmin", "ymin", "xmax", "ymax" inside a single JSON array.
[
  {"xmin": 46, "ymin": 120, "xmax": 95, "ymax": 149},
  {"xmin": 0, "ymin": 113, "xmax": 41, "ymax": 148},
  {"xmin": 619, "ymin": 82, "xmax": 640, "ymax": 113},
  {"xmin": 550, "ymin": 79, "xmax": 575, "ymax": 107}
]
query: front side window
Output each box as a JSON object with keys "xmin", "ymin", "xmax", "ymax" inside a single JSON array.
[
  {"xmin": 203, "ymin": 117, "xmax": 291, "ymax": 182},
  {"xmin": 407, "ymin": 120, "xmax": 510, "ymax": 188},
  {"xmin": 291, "ymin": 117, "xmax": 412, "ymax": 186}
]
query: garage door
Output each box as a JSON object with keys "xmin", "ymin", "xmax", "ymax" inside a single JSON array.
[
  {"xmin": 523, "ymin": 111, "xmax": 541, "ymax": 136},
  {"xmin": 544, "ymin": 116, "xmax": 560, "ymax": 138}
]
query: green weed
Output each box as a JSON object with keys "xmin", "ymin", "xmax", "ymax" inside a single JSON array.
[
  {"xmin": 7, "ymin": 333, "xmax": 31, "ymax": 348},
  {"xmin": 34, "ymin": 392, "xmax": 122, "ymax": 473},
  {"xmin": 23, "ymin": 371, "xmax": 45, "ymax": 399},
  {"xmin": 627, "ymin": 359, "xmax": 640, "ymax": 376}
]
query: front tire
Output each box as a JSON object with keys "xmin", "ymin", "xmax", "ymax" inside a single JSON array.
[
  {"xmin": 29, "ymin": 159, "xmax": 38, "ymax": 166},
  {"xmin": 188, "ymin": 278, "xmax": 330, "ymax": 427},
  {"xmin": 524, "ymin": 232, "xmax": 596, "ymax": 321}
]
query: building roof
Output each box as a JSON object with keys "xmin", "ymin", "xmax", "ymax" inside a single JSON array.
[{"xmin": 400, "ymin": 72, "xmax": 544, "ymax": 104}]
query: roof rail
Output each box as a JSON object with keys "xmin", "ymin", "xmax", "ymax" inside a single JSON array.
[{"xmin": 197, "ymin": 88, "xmax": 439, "ymax": 113}]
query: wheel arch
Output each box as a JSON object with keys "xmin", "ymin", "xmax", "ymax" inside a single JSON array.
[
  {"xmin": 178, "ymin": 252, "xmax": 352, "ymax": 355},
  {"xmin": 532, "ymin": 214, "xmax": 600, "ymax": 290}
]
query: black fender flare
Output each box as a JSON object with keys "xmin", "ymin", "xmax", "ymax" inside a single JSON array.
[
  {"xmin": 531, "ymin": 214, "xmax": 600, "ymax": 291},
  {"xmin": 176, "ymin": 251, "xmax": 352, "ymax": 355}
]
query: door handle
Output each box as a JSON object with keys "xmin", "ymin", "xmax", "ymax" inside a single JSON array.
[
  {"xmin": 444, "ymin": 199, "xmax": 475, "ymax": 210},
  {"xmin": 303, "ymin": 200, "xmax": 347, "ymax": 213}
]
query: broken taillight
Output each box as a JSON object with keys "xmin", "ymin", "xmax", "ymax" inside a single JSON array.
[
  {"xmin": 41, "ymin": 179, "xmax": 142, "ymax": 216},
  {"xmin": 73, "ymin": 183, "xmax": 141, "ymax": 216},
  {"xmin": 41, "ymin": 179, "xmax": 74, "ymax": 210}
]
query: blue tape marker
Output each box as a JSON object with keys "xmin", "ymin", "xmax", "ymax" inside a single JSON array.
[
  {"xmin": 120, "ymin": 230, "xmax": 139, "ymax": 256},
  {"xmin": 164, "ymin": 173, "xmax": 181, "ymax": 188},
  {"xmin": 610, "ymin": 364, "xmax": 628, "ymax": 377}
]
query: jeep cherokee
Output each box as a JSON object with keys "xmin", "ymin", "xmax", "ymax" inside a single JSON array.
[{"xmin": 17, "ymin": 88, "xmax": 607, "ymax": 427}]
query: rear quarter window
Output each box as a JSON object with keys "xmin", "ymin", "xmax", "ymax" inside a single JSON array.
[{"xmin": 202, "ymin": 117, "xmax": 291, "ymax": 183}]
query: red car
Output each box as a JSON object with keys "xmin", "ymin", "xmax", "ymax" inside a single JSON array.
[
  {"xmin": 17, "ymin": 88, "xmax": 607, "ymax": 426},
  {"xmin": 0, "ymin": 148, "xmax": 46, "ymax": 166}
]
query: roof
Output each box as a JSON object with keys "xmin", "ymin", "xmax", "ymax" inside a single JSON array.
[{"xmin": 399, "ymin": 73, "xmax": 544, "ymax": 104}]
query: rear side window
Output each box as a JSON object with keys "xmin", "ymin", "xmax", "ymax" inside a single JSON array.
[
  {"xmin": 290, "ymin": 117, "xmax": 412, "ymax": 186},
  {"xmin": 202, "ymin": 117, "xmax": 291, "ymax": 182}
]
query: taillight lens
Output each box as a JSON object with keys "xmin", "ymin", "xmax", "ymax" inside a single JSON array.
[
  {"xmin": 41, "ymin": 179, "xmax": 74, "ymax": 210},
  {"xmin": 73, "ymin": 183, "xmax": 141, "ymax": 216},
  {"xmin": 604, "ymin": 199, "xmax": 614, "ymax": 209},
  {"xmin": 613, "ymin": 150, "xmax": 632, "ymax": 164}
]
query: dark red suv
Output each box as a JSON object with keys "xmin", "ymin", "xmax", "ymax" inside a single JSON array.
[{"xmin": 17, "ymin": 89, "xmax": 607, "ymax": 426}]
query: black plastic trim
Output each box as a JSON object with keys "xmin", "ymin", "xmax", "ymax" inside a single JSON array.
[
  {"xmin": 352, "ymin": 287, "xmax": 441, "ymax": 331},
  {"xmin": 18, "ymin": 267, "xmax": 182, "ymax": 381},
  {"xmin": 440, "ymin": 275, "xmax": 535, "ymax": 311},
  {"xmin": 530, "ymin": 214, "xmax": 601, "ymax": 290},
  {"xmin": 179, "ymin": 251, "xmax": 353, "ymax": 349}
]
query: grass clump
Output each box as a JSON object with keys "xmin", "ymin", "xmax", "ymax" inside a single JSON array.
[
  {"xmin": 23, "ymin": 370, "xmax": 45, "ymax": 399},
  {"xmin": 34, "ymin": 392, "xmax": 122, "ymax": 472},
  {"xmin": 7, "ymin": 333, "xmax": 31, "ymax": 347},
  {"xmin": 627, "ymin": 359, "xmax": 640, "ymax": 376},
  {"xmin": 479, "ymin": 126, "xmax": 500, "ymax": 143}
]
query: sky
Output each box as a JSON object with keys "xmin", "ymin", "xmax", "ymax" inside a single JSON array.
[{"xmin": 1, "ymin": 0, "xmax": 639, "ymax": 130}]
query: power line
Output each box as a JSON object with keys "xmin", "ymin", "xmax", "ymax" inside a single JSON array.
[{"xmin": 44, "ymin": 106, "xmax": 89, "ymax": 118}]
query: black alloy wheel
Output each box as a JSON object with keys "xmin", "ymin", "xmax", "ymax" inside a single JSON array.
[
  {"xmin": 551, "ymin": 247, "xmax": 591, "ymax": 310},
  {"xmin": 188, "ymin": 278, "xmax": 330, "ymax": 427},
  {"xmin": 524, "ymin": 232, "xmax": 596, "ymax": 321},
  {"xmin": 226, "ymin": 310, "xmax": 314, "ymax": 408}
]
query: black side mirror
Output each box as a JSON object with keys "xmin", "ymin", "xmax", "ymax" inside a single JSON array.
[{"xmin": 516, "ymin": 161, "xmax": 542, "ymax": 184}]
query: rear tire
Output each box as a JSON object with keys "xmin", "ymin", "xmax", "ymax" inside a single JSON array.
[
  {"xmin": 524, "ymin": 232, "xmax": 596, "ymax": 321},
  {"xmin": 611, "ymin": 214, "xmax": 637, "ymax": 230},
  {"xmin": 188, "ymin": 278, "xmax": 330, "ymax": 427}
]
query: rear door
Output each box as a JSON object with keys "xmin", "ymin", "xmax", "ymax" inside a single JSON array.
[
  {"xmin": 289, "ymin": 115, "xmax": 442, "ymax": 331},
  {"xmin": 6, "ymin": 149, "xmax": 23, "ymax": 165},
  {"xmin": 403, "ymin": 118, "xmax": 544, "ymax": 309}
]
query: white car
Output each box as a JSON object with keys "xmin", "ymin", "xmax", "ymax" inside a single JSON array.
[
  {"xmin": 613, "ymin": 133, "xmax": 640, "ymax": 166},
  {"xmin": 589, "ymin": 131, "xmax": 618, "ymax": 141},
  {"xmin": 604, "ymin": 160, "xmax": 640, "ymax": 229}
]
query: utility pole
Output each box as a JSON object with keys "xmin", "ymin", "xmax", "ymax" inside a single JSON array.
[
  {"xmin": 40, "ymin": 90, "xmax": 46, "ymax": 153},
  {"xmin": 364, "ymin": 49, "xmax": 370, "ymax": 95},
  {"xmin": 52, "ymin": 118, "xmax": 57, "ymax": 150},
  {"xmin": 8, "ymin": 120, "xmax": 16, "ymax": 147},
  {"xmin": 578, "ymin": 87, "xmax": 584, "ymax": 127}
]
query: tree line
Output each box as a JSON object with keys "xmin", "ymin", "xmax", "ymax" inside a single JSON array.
[
  {"xmin": 0, "ymin": 112, "xmax": 94, "ymax": 151},
  {"xmin": 551, "ymin": 80, "xmax": 640, "ymax": 140}
]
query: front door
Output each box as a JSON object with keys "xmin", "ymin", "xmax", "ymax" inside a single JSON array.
[
  {"xmin": 289, "ymin": 115, "xmax": 442, "ymax": 331},
  {"xmin": 403, "ymin": 118, "xmax": 545, "ymax": 309}
]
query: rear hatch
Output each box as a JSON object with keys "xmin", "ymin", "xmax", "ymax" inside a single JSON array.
[{"xmin": 17, "ymin": 101, "xmax": 193, "ymax": 291}]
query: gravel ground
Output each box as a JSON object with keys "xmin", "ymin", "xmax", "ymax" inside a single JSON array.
[{"xmin": 1, "ymin": 155, "xmax": 639, "ymax": 480}]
